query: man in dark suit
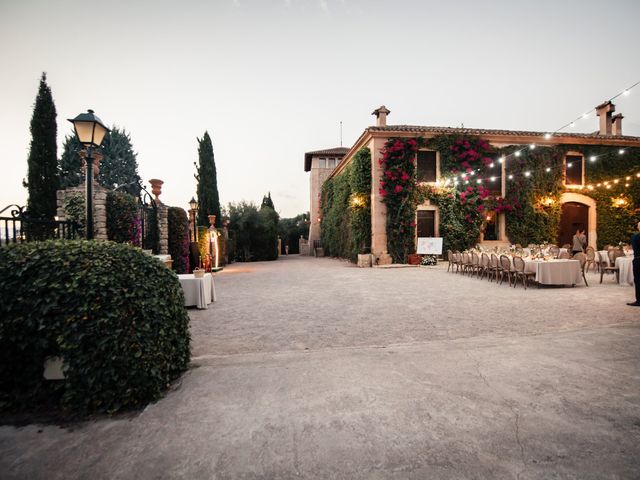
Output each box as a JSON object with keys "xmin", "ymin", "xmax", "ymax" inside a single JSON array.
[{"xmin": 627, "ymin": 221, "xmax": 640, "ymax": 307}]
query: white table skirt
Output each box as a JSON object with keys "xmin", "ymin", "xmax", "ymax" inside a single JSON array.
[
  {"xmin": 178, "ymin": 273, "xmax": 216, "ymax": 309},
  {"xmin": 524, "ymin": 259, "xmax": 582, "ymax": 286},
  {"xmin": 615, "ymin": 256, "xmax": 635, "ymax": 286}
]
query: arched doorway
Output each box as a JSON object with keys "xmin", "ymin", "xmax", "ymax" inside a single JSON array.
[
  {"xmin": 558, "ymin": 202, "xmax": 588, "ymax": 247},
  {"xmin": 558, "ymin": 192, "xmax": 597, "ymax": 249}
]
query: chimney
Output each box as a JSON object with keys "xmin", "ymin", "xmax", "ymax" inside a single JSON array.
[
  {"xmin": 372, "ymin": 105, "xmax": 390, "ymax": 127},
  {"xmin": 612, "ymin": 113, "xmax": 623, "ymax": 136},
  {"xmin": 595, "ymin": 101, "xmax": 615, "ymax": 135}
]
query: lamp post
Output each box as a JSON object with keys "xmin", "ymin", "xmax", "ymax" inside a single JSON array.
[
  {"xmin": 67, "ymin": 110, "xmax": 110, "ymax": 240},
  {"xmin": 189, "ymin": 197, "xmax": 198, "ymax": 242}
]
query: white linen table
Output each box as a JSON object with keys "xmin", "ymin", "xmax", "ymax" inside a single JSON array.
[
  {"xmin": 523, "ymin": 259, "xmax": 582, "ymax": 286},
  {"xmin": 178, "ymin": 273, "xmax": 216, "ymax": 309},
  {"xmin": 615, "ymin": 256, "xmax": 634, "ymax": 286}
]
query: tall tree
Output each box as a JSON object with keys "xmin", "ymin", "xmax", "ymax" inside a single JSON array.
[
  {"xmin": 261, "ymin": 192, "xmax": 275, "ymax": 210},
  {"xmin": 194, "ymin": 131, "xmax": 221, "ymax": 227},
  {"xmin": 58, "ymin": 127, "xmax": 141, "ymax": 196},
  {"xmin": 24, "ymin": 72, "xmax": 58, "ymax": 218}
]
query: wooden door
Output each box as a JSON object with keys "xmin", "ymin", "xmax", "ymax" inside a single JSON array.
[{"xmin": 558, "ymin": 202, "xmax": 588, "ymax": 247}]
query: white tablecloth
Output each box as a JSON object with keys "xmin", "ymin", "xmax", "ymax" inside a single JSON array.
[
  {"xmin": 178, "ymin": 273, "xmax": 216, "ymax": 309},
  {"xmin": 615, "ymin": 256, "xmax": 634, "ymax": 286},
  {"xmin": 524, "ymin": 259, "xmax": 582, "ymax": 286}
]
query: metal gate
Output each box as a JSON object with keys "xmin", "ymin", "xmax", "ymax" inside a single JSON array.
[
  {"xmin": 1, "ymin": 204, "xmax": 79, "ymax": 245},
  {"xmin": 138, "ymin": 185, "xmax": 159, "ymax": 253}
]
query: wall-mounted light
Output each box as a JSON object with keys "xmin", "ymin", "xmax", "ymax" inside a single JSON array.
[{"xmin": 612, "ymin": 196, "xmax": 628, "ymax": 208}]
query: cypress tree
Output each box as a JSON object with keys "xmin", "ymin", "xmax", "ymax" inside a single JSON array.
[
  {"xmin": 194, "ymin": 131, "xmax": 221, "ymax": 227},
  {"xmin": 25, "ymin": 73, "xmax": 58, "ymax": 219},
  {"xmin": 261, "ymin": 192, "xmax": 275, "ymax": 210}
]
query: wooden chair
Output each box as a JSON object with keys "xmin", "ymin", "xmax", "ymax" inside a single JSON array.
[
  {"xmin": 446, "ymin": 250, "xmax": 455, "ymax": 273},
  {"xmin": 561, "ymin": 243, "xmax": 571, "ymax": 250},
  {"xmin": 488, "ymin": 253, "xmax": 500, "ymax": 282},
  {"xmin": 453, "ymin": 251, "xmax": 462, "ymax": 273},
  {"xmin": 480, "ymin": 253, "xmax": 491, "ymax": 280},
  {"xmin": 558, "ymin": 251, "xmax": 571, "ymax": 259},
  {"xmin": 599, "ymin": 251, "xmax": 620, "ymax": 284},
  {"xmin": 461, "ymin": 252, "xmax": 470, "ymax": 275},
  {"xmin": 512, "ymin": 255, "xmax": 535, "ymax": 289},
  {"xmin": 584, "ymin": 246, "xmax": 598, "ymax": 273},
  {"xmin": 499, "ymin": 255, "xmax": 516, "ymax": 286},
  {"xmin": 470, "ymin": 252, "xmax": 481, "ymax": 277},
  {"xmin": 548, "ymin": 245, "xmax": 560, "ymax": 258},
  {"xmin": 572, "ymin": 252, "xmax": 589, "ymax": 287}
]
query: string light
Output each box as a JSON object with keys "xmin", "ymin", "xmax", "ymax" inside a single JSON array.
[
  {"xmin": 589, "ymin": 156, "xmax": 597, "ymax": 162},
  {"xmin": 619, "ymin": 149, "xmax": 625, "ymax": 154}
]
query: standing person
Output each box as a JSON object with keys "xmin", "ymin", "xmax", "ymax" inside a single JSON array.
[
  {"xmin": 572, "ymin": 229, "xmax": 585, "ymax": 255},
  {"xmin": 627, "ymin": 221, "xmax": 640, "ymax": 307}
]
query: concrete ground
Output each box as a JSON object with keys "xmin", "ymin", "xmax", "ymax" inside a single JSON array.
[{"xmin": 1, "ymin": 255, "xmax": 639, "ymax": 479}]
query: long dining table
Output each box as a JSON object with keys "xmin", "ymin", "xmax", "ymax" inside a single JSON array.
[{"xmin": 615, "ymin": 255, "xmax": 635, "ymax": 286}]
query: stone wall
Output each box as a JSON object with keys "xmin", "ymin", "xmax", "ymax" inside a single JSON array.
[
  {"xmin": 56, "ymin": 179, "xmax": 108, "ymax": 240},
  {"xmin": 157, "ymin": 202, "xmax": 168, "ymax": 254}
]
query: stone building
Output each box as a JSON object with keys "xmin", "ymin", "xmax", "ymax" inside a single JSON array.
[
  {"xmin": 321, "ymin": 104, "xmax": 640, "ymax": 262},
  {"xmin": 303, "ymin": 146, "xmax": 349, "ymax": 247}
]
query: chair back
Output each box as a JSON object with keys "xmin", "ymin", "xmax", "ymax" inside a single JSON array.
[
  {"xmin": 471, "ymin": 252, "xmax": 479, "ymax": 266},
  {"xmin": 573, "ymin": 252, "xmax": 587, "ymax": 270},
  {"xmin": 490, "ymin": 253, "xmax": 499, "ymax": 268},
  {"xmin": 512, "ymin": 255, "xmax": 525, "ymax": 273},
  {"xmin": 585, "ymin": 248, "xmax": 595, "ymax": 261},
  {"xmin": 558, "ymin": 251, "xmax": 571, "ymax": 259},
  {"xmin": 611, "ymin": 248, "xmax": 625, "ymax": 261},
  {"xmin": 597, "ymin": 251, "xmax": 608, "ymax": 265},
  {"xmin": 481, "ymin": 252, "xmax": 490, "ymax": 267},
  {"xmin": 561, "ymin": 243, "xmax": 571, "ymax": 249},
  {"xmin": 462, "ymin": 252, "xmax": 469, "ymax": 266},
  {"xmin": 499, "ymin": 255, "xmax": 511, "ymax": 271},
  {"xmin": 447, "ymin": 250, "xmax": 453, "ymax": 263},
  {"xmin": 549, "ymin": 245, "xmax": 560, "ymax": 257}
]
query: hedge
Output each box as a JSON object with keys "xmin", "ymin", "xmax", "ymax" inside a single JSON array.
[
  {"xmin": 0, "ymin": 240, "xmax": 191, "ymax": 414},
  {"xmin": 167, "ymin": 207, "xmax": 190, "ymax": 273},
  {"xmin": 106, "ymin": 191, "xmax": 139, "ymax": 244}
]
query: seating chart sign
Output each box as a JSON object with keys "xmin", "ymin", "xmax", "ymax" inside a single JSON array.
[{"xmin": 417, "ymin": 237, "xmax": 443, "ymax": 255}]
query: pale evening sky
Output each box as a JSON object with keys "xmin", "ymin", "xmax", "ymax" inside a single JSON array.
[{"xmin": 1, "ymin": 0, "xmax": 639, "ymax": 217}]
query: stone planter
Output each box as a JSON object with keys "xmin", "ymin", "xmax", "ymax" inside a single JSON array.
[
  {"xmin": 149, "ymin": 179, "xmax": 164, "ymax": 200},
  {"xmin": 407, "ymin": 253, "xmax": 422, "ymax": 265},
  {"xmin": 357, "ymin": 253, "xmax": 373, "ymax": 268}
]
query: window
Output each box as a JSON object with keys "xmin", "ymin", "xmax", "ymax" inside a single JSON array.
[
  {"xmin": 417, "ymin": 210, "xmax": 435, "ymax": 237},
  {"xmin": 317, "ymin": 158, "xmax": 326, "ymax": 168},
  {"xmin": 327, "ymin": 158, "xmax": 335, "ymax": 168},
  {"xmin": 417, "ymin": 151, "xmax": 437, "ymax": 183},
  {"xmin": 565, "ymin": 155, "xmax": 583, "ymax": 186}
]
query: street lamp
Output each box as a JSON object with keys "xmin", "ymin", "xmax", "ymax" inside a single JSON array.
[
  {"xmin": 189, "ymin": 197, "xmax": 198, "ymax": 242},
  {"xmin": 67, "ymin": 110, "xmax": 110, "ymax": 239}
]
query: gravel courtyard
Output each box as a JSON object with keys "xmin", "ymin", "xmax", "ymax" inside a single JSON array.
[{"xmin": 2, "ymin": 255, "xmax": 639, "ymax": 479}]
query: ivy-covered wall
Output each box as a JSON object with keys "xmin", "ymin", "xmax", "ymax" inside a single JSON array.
[{"xmin": 320, "ymin": 148, "xmax": 371, "ymax": 262}]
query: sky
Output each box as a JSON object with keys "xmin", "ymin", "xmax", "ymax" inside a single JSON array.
[{"xmin": 1, "ymin": 0, "xmax": 639, "ymax": 218}]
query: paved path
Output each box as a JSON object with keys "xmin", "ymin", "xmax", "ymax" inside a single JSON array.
[{"xmin": 2, "ymin": 255, "xmax": 640, "ymax": 479}]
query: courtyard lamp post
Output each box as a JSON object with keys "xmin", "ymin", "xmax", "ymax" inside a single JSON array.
[
  {"xmin": 189, "ymin": 197, "xmax": 198, "ymax": 242},
  {"xmin": 67, "ymin": 110, "xmax": 110, "ymax": 240}
]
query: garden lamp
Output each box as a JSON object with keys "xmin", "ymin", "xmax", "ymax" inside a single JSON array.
[{"xmin": 67, "ymin": 109, "xmax": 110, "ymax": 240}]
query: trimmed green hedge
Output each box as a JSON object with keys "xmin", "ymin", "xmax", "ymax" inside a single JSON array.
[
  {"xmin": 0, "ymin": 240, "xmax": 190, "ymax": 414},
  {"xmin": 106, "ymin": 191, "xmax": 138, "ymax": 244},
  {"xmin": 168, "ymin": 207, "xmax": 190, "ymax": 274}
]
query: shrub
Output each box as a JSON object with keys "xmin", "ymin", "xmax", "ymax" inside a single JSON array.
[
  {"xmin": 167, "ymin": 207, "xmax": 190, "ymax": 273},
  {"xmin": 62, "ymin": 191, "xmax": 86, "ymax": 237},
  {"xmin": 0, "ymin": 240, "xmax": 191, "ymax": 414},
  {"xmin": 106, "ymin": 191, "xmax": 139, "ymax": 244}
]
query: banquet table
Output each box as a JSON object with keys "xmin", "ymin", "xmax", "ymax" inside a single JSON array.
[
  {"xmin": 178, "ymin": 273, "xmax": 217, "ymax": 309},
  {"xmin": 615, "ymin": 256, "xmax": 635, "ymax": 286},
  {"xmin": 523, "ymin": 258, "xmax": 582, "ymax": 286}
]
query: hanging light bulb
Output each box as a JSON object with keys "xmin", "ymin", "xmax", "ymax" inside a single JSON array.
[
  {"xmin": 530, "ymin": 144, "xmax": 536, "ymax": 150},
  {"xmin": 626, "ymin": 176, "xmax": 631, "ymax": 181},
  {"xmin": 515, "ymin": 151, "xmax": 521, "ymax": 157},
  {"xmin": 477, "ymin": 179, "xmax": 482, "ymax": 184},
  {"xmin": 606, "ymin": 185, "xmax": 612, "ymax": 189},
  {"xmin": 625, "ymin": 183, "xmax": 630, "ymax": 187},
  {"xmin": 589, "ymin": 156, "xmax": 597, "ymax": 162},
  {"xmin": 524, "ymin": 171, "xmax": 531, "ymax": 177},
  {"xmin": 489, "ymin": 162, "xmax": 494, "ymax": 168},
  {"xmin": 619, "ymin": 149, "xmax": 625, "ymax": 154},
  {"xmin": 545, "ymin": 167, "xmax": 551, "ymax": 172},
  {"xmin": 499, "ymin": 156, "xmax": 505, "ymax": 163},
  {"xmin": 587, "ymin": 185, "xmax": 594, "ymax": 190},
  {"xmin": 490, "ymin": 176, "xmax": 496, "ymax": 182},
  {"xmin": 544, "ymin": 133, "xmax": 552, "ymax": 140},
  {"xmin": 464, "ymin": 180, "xmax": 469, "ymax": 185},
  {"xmin": 614, "ymin": 179, "xmax": 619, "ymax": 184},
  {"xmin": 508, "ymin": 174, "xmax": 514, "ymax": 180}
]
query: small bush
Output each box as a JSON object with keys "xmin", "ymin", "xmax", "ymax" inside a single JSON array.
[
  {"xmin": 62, "ymin": 192, "xmax": 86, "ymax": 237},
  {"xmin": 168, "ymin": 207, "xmax": 190, "ymax": 274},
  {"xmin": 0, "ymin": 240, "xmax": 190, "ymax": 414},
  {"xmin": 106, "ymin": 191, "xmax": 138, "ymax": 244}
]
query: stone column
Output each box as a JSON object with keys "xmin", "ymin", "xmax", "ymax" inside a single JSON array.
[
  {"xmin": 93, "ymin": 185, "xmax": 108, "ymax": 240},
  {"xmin": 370, "ymin": 136, "xmax": 391, "ymax": 264},
  {"xmin": 158, "ymin": 203, "xmax": 169, "ymax": 254}
]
